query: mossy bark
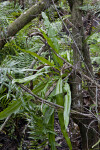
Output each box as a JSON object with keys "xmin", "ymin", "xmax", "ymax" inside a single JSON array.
[{"xmin": 0, "ymin": 0, "xmax": 58, "ymax": 50}]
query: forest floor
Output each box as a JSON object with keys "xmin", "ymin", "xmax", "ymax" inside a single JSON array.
[{"xmin": 0, "ymin": 114, "xmax": 82, "ymax": 150}]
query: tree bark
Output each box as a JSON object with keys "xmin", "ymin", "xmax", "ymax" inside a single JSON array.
[
  {"xmin": 0, "ymin": 0, "xmax": 58, "ymax": 50},
  {"xmin": 67, "ymin": 0, "xmax": 99, "ymax": 149}
]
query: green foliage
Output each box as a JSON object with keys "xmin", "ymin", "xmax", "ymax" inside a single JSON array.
[
  {"xmin": 0, "ymin": 1, "xmax": 23, "ymax": 63},
  {"xmin": 63, "ymin": 83, "xmax": 71, "ymax": 129},
  {"xmin": 87, "ymin": 32, "xmax": 100, "ymax": 72},
  {"xmin": 12, "ymin": 72, "xmax": 47, "ymax": 84},
  {"xmin": 55, "ymin": 78, "xmax": 72, "ymax": 150},
  {"xmin": 0, "ymin": 99, "xmax": 22, "ymax": 120},
  {"xmin": 0, "ymin": 6, "xmax": 73, "ymax": 150},
  {"xmin": 24, "ymin": 101, "xmax": 55, "ymax": 149},
  {"xmin": 19, "ymin": 48, "xmax": 56, "ymax": 67},
  {"xmin": 41, "ymin": 12, "xmax": 64, "ymax": 67},
  {"xmin": 41, "ymin": 12, "xmax": 72, "ymax": 64},
  {"xmin": 48, "ymin": 112, "xmax": 56, "ymax": 150},
  {"xmin": 0, "ymin": 0, "xmax": 99, "ymax": 149},
  {"xmin": 81, "ymin": 0, "xmax": 100, "ymax": 12},
  {"xmin": 88, "ymin": 32, "xmax": 100, "ymax": 56},
  {"xmin": 0, "ymin": 1, "xmax": 23, "ymax": 27}
]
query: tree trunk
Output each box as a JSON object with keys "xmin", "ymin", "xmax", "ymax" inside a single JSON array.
[
  {"xmin": 68, "ymin": 0, "xmax": 99, "ymax": 149},
  {"xmin": 0, "ymin": 0, "xmax": 58, "ymax": 50}
]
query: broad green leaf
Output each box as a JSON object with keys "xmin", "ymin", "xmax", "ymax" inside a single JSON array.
[
  {"xmin": 64, "ymin": 83, "xmax": 71, "ymax": 129},
  {"xmin": 55, "ymin": 78, "xmax": 63, "ymax": 106},
  {"xmin": 32, "ymin": 81, "xmax": 47, "ymax": 94},
  {"xmin": 19, "ymin": 48, "xmax": 60, "ymax": 71},
  {"xmin": 12, "ymin": 72, "xmax": 43, "ymax": 84},
  {"xmin": 50, "ymin": 21, "xmax": 62, "ymax": 36},
  {"xmin": 42, "ymin": 12, "xmax": 50, "ymax": 30},
  {"xmin": 44, "ymin": 107, "xmax": 54, "ymax": 124},
  {"xmin": 55, "ymin": 78, "xmax": 63, "ymax": 95},
  {"xmin": 0, "ymin": 100, "xmax": 22, "ymax": 120},
  {"xmin": 42, "ymin": 12, "xmax": 62, "ymax": 36},
  {"xmin": 40, "ymin": 28, "xmax": 58, "ymax": 52}
]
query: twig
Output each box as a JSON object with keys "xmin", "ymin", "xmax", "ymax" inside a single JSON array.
[
  {"xmin": 26, "ymin": 32, "xmax": 46, "ymax": 46},
  {"xmin": 28, "ymin": 32, "xmax": 45, "ymax": 39},
  {"xmin": 0, "ymin": 115, "xmax": 11, "ymax": 131},
  {"xmin": 45, "ymin": 82, "xmax": 56, "ymax": 98}
]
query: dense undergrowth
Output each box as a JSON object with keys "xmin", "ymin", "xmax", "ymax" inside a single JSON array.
[{"xmin": 0, "ymin": 0, "xmax": 100, "ymax": 149}]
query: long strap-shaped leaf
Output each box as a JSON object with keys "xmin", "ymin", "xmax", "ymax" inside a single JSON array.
[
  {"xmin": 64, "ymin": 83, "xmax": 71, "ymax": 129},
  {"xmin": 39, "ymin": 29, "xmax": 63, "ymax": 67},
  {"xmin": 0, "ymin": 99, "xmax": 22, "ymax": 120},
  {"xmin": 17, "ymin": 47, "xmax": 60, "ymax": 71},
  {"xmin": 55, "ymin": 78, "xmax": 72, "ymax": 150},
  {"xmin": 49, "ymin": 112, "xmax": 57, "ymax": 150}
]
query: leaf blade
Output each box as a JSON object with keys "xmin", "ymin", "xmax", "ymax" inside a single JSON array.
[
  {"xmin": 64, "ymin": 83, "xmax": 71, "ymax": 129},
  {"xmin": 55, "ymin": 79, "xmax": 72, "ymax": 150},
  {"xmin": 0, "ymin": 100, "xmax": 22, "ymax": 120}
]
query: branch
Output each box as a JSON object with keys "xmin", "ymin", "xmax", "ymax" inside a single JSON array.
[
  {"xmin": 6, "ymin": 73, "xmax": 63, "ymax": 110},
  {"xmin": 0, "ymin": 115, "xmax": 11, "ymax": 132},
  {"xmin": 0, "ymin": 0, "xmax": 58, "ymax": 50},
  {"xmin": 6, "ymin": 73, "xmax": 94, "ymax": 119},
  {"xmin": 52, "ymin": 49, "xmax": 100, "ymax": 89}
]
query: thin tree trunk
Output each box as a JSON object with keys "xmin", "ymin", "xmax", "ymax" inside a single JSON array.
[{"xmin": 68, "ymin": 0, "xmax": 99, "ymax": 149}]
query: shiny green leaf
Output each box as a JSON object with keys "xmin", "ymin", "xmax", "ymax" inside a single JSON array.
[
  {"xmin": 12, "ymin": 72, "xmax": 43, "ymax": 84},
  {"xmin": 64, "ymin": 83, "xmax": 71, "ymax": 129},
  {"xmin": 0, "ymin": 100, "xmax": 22, "ymax": 120},
  {"xmin": 58, "ymin": 113, "xmax": 72, "ymax": 150},
  {"xmin": 55, "ymin": 79, "xmax": 72, "ymax": 150},
  {"xmin": 55, "ymin": 78, "xmax": 63, "ymax": 95},
  {"xmin": 32, "ymin": 81, "xmax": 47, "ymax": 94}
]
